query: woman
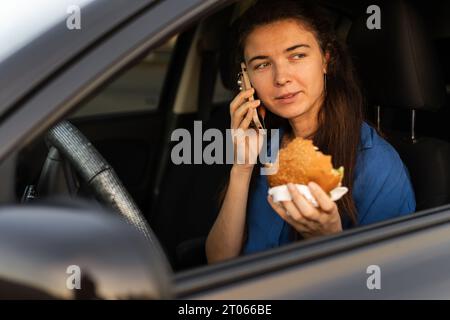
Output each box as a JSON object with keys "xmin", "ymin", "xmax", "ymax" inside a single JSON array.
[{"xmin": 206, "ymin": 0, "xmax": 415, "ymax": 263}]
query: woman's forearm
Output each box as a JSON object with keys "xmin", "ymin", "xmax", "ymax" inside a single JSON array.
[{"xmin": 206, "ymin": 166, "xmax": 253, "ymax": 263}]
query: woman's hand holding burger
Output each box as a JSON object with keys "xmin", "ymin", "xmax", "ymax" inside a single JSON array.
[
  {"xmin": 266, "ymin": 137, "xmax": 345, "ymax": 238},
  {"xmin": 268, "ymin": 182, "xmax": 342, "ymax": 238}
]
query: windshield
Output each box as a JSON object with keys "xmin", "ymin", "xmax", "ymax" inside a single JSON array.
[{"xmin": 0, "ymin": 0, "xmax": 95, "ymax": 63}]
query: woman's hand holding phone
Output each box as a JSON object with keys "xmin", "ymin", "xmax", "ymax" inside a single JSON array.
[{"xmin": 229, "ymin": 88, "xmax": 264, "ymax": 171}]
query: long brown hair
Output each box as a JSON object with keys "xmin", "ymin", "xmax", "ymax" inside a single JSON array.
[{"xmin": 222, "ymin": 0, "xmax": 364, "ymax": 225}]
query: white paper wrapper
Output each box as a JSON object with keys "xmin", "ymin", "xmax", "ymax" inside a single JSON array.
[{"xmin": 268, "ymin": 184, "xmax": 348, "ymax": 207}]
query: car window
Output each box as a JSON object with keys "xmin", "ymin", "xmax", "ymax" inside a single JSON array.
[
  {"xmin": 72, "ymin": 36, "xmax": 177, "ymax": 118},
  {"xmin": 212, "ymin": 72, "xmax": 234, "ymax": 105}
]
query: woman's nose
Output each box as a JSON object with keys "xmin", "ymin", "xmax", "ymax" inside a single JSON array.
[{"xmin": 273, "ymin": 64, "xmax": 292, "ymax": 86}]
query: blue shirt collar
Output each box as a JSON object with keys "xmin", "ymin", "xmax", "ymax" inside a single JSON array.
[{"xmin": 359, "ymin": 122, "xmax": 374, "ymax": 151}]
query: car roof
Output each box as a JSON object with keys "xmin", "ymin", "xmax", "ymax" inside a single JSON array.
[{"xmin": 0, "ymin": 0, "xmax": 155, "ymax": 119}]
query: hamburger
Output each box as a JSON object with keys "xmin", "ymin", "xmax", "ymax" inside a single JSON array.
[{"xmin": 267, "ymin": 137, "xmax": 344, "ymax": 193}]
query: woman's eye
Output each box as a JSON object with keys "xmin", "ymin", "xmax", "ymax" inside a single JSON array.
[
  {"xmin": 292, "ymin": 53, "xmax": 306, "ymax": 59},
  {"xmin": 255, "ymin": 62, "xmax": 270, "ymax": 70}
]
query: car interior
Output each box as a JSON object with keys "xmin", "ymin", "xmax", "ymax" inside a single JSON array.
[{"xmin": 12, "ymin": 0, "xmax": 450, "ymax": 273}]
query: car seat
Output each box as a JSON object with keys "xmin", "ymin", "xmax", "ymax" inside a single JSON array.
[{"xmin": 347, "ymin": 0, "xmax": 450, "ymax": 210}]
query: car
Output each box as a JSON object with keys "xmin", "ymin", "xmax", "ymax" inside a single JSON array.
[{"xmin": 1, "ymin": 0, "xmax": 450, "ymax": 299}]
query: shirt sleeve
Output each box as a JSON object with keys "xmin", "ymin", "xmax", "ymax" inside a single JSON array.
[{"xmin": 353, "ymin": 140, "xmax": 416, "ymax": 226}]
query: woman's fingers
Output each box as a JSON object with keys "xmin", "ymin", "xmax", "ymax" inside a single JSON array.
[
  {"xmin": 239, "ymin": 106, "xmax": 257, "ymax": 130},
  {"xmin": 230, "ymin": 87, "xmax": 260, "ymax": 130},
  {"xmin": 308, "ymin": 182, "xmax": 336, "ymax": 214},
  {"xmin": 280, "ymin": 200, "xmax": 302, "ymax": 221},
  {"xmin": 269, "ymin": 184, "xmax": 342, "ymax": 238},
  {"xmin": 287, "ymin": 183, "xmax": 320, "ymax": 223},
  {"xmin": 267, "ymin": 194, "xmax": 309, "ymax": 229},
  {"xmin": 268, "ymin": 195, "xmax": 290, "ymax": 221},
  {"xmin": 268, "ymin": 196, "xmax": 313, "ymax": 233},
  {"xmin": 230, "ymin": 88, "xmax": 255, "ymax": 115},
  {"xmin": 233, "ymin": 100, "xmax": 260, "ymax": 129},
  {"xmin": 281, "ymin": 200, "xmax": 314, "ymax": 229}
]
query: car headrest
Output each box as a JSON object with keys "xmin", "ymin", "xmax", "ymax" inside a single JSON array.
[{"xmin": 347, "ymin": 0, "xmax": 446, "ymax": 111}]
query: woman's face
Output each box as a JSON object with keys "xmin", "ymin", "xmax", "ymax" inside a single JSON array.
[{"xmin": 244, "ymin": 19, "xmax": 328, "ymax": 121}]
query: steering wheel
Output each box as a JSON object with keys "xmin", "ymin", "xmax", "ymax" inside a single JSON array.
[{"xmin": 40, "ymin": 120, "xmax": 157, "ymax": 246}]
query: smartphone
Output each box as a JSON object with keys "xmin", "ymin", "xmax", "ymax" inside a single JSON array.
[{"xmin": 239, "ymin": 62, "xmax": 266, "ymax": 130}]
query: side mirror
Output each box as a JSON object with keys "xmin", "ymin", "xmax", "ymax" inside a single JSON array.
[{"xmin": 0, "ymin": 201, "xmax": 172, "ymax": 299}]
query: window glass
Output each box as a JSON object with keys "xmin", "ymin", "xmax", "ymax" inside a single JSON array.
[{"xmin": 72, "ymin": 36, "xmax": 177, "ymax": 117}]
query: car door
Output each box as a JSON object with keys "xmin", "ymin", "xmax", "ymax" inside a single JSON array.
[{"xmin": 176, "ymin": 207, "xmax": 450, "ymax": 299}]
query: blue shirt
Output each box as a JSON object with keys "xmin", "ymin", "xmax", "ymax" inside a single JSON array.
[{"xmin": 243, "ymin": 122, "xmax": 416, "ymax": 254}]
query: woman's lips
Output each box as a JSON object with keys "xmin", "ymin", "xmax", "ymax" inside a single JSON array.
[{"xmin": 275, "ymin": 91, "xmax": 300, "ymax": 104}]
